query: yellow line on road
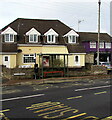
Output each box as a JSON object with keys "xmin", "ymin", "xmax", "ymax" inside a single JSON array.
[
  {"xmin": 27, "ymin": 103, "xmax": 62, "ymax": 110},
  {"xmin": 34, "ymin": 104, "xmax": 65, "ymax": 113},
  {"xmin": 82, "ymin": 116, "xmax": 99, "ymax": 119},
  {"xmin": 26, "ymin": 101, "xmax": 61, "ymax": 109},
  {"xmin": 63, "ymin": 113, "xmax": 87, "ymax": 120},
  {"xmin": 102, "ymin": 116, "xmax": 112, "ymax": 120},
  {"xmin": 44, "ymin": 108, "xmax": 78, "ymax": 119},
  {"xmin": 107, "ymin": 116, "xmax": 112, "ymax": 119},
  {"xmin": 38, "ymin": 107, "xmax": 71, "ymax": 116},
  {"xmin": 0, "ymin": 109, "xmax": 10, "ymax": 113},
  {"xmin": 67, "ymin": 96, "xmax": 82, "ymax": 100},
  {"xmin": 94, "ymin": 91, "xmax": 107, "ymax": 95},
  {"xmin": 26, "ymin": 101, "xmax": 52, "ymax": 109}
]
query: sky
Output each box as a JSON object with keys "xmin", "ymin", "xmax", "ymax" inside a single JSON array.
[{"xmin": 0, "ymin": 0, "xmax": 111, "ymax": 34}]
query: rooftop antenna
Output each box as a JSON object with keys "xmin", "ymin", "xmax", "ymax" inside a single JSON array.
[{"xmin": 78, "ymin": 19, "xmax": 84, "ymax": 33}]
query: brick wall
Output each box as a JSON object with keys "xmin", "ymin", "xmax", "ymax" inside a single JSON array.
[
  {"xmin": 1, "ymin": 65, "xmax": 108, "ymax": 80},
  {"xmin": 1, "ymin": 67, "xmax": 34, "ymax": 80},
  {"xmin": 85, "ymin": 54, "xmax": 94, "ymax": 63}
]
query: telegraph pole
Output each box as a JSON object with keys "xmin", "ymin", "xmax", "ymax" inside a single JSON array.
[{"xmin": 97, "ymin": 0, "xmax": 101, "ymax": 65}]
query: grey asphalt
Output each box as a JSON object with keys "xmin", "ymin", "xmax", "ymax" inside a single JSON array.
[
  {"xmin": 1, "ymin": 82, "xmax": 111, "ymax": 120},
  {"xmin": 1, "ymin": 76, "xmax": 111, "ymax": 95}
]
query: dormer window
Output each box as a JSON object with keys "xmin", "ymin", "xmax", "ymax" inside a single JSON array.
[
  {"xmin": 44, "ymin": 28, "xmax": 58, "ymax": 44},
  {"xmin": 5, "ymin": 34, "xmax": 14, "ymax": 42},
  {"xmin": 29, "ymin": 34, "xmax": 38, "ymax": 43},
  {"xmin": 1, "ymin": 27, "xmax": 17, "ymax": 43},
  {"xmin": 64, "ymin": 30, "xmax": 79, "ymax": 44},
  {"xmin": 68, "ymin": 35, "xmax": 76, "ymax": 43},
  {"xmin": 26, "ymin": 28, "xmax": 41, "ymax": 43},
  {"xmin": 47, "ymin": 35, "xmax": 55, "ymax": 43}
]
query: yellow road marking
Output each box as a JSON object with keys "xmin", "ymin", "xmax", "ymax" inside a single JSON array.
[
  {"xmin": 26, "ymin": 101, "xmax": 61, "ymax": 109},
  {"xmin": 26, "ymin": 101, "xmax": 52, "ymax": 109},
  {"xmin": 82, "ymin": 116, "xmax": 99, "ymax": 120},
  {"xmin": 27, "ymin": 101, "xmax": 87, "ymax": 120},
  {"xmin": 94, "ymin": 91, "xmax": 107, "ymax": 95},
  {"xmin": 67, "ymin": 96, "xmax": 82, "ymax": 100},
  {"xmin": 102, "ymin": 116, "xmax": 112, "ymax": 120},
  {"xmin": 0, "ymin": 109, "xmax": 10, "ymax": 113},
  {"xmin": 34, "ymin": 104, "xmax": 66, "ymax": 113},
  {"xmin": 0, "ymin": 113, "xmax": 4, "ymax": 117},
  {"xmin": 63, "ymin": 113, "xmax": 87, "ymax": 120},
  {"xmin": 30, "ymin": 104, "xmax": 60, "ymax": 110},
  {"xmin": 28, "ymin": 103, "xmax": 62, "ymax": 110},
  {"xmin": 0, "ymin": 112, "xmax": 10, "ymax": 120},
  {"xmin": 44, "ymin": 109, "xmax": 78, "ymax": 119},
  {"xmin": 107, "ymin": 116, "xmax": 112, "ymax": 118},
  {"xmin": 38, "ymin": 107, "xmax": 71, "ymax": 116}
]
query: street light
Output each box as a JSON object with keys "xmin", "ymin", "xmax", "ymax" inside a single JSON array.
[
  {"xmin": 78, "ymin": 20, "xmax": 84, "ymax": 33},
  {"xmin": 97, "ymin": 0, "xmax": 101, "ymax": 65}
]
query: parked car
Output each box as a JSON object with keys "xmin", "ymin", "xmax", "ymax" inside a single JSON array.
[{"xmin": 99, "ymin": 62, "xmax": 112, "ymax": 70}]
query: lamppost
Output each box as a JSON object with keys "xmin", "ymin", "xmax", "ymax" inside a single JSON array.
[
  {"xmin": 78, "ymin": 20, "xmax": 84, "ymax": 33},
  {"xmin": 97, "ymin": 0, "xmax": 101, "ymax": 65}
]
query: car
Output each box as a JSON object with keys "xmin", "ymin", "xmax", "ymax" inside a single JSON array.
[{"xmin": 99, "ymin": 62, "xmax": 112, "ymax": 70}]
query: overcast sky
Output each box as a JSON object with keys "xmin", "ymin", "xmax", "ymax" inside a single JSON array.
[{"xmin": 0, "ymin": 0, "xmax": 111, "ymax": 34}]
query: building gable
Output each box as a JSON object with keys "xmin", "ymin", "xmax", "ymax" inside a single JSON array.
[
  {"xmin": 64, "ymin": 30, "xmax": 79, "ymax": 37},
  {"xmin": 26, "ymin": 28, "xmax": 41, "ymax": 35},
  {"xmin": 44, "ymin": 28, "xmax": 58, "ymax": 36},
  {"xmin": 1, "ymin": 27, "xmax": 17, "ymax": 35}
]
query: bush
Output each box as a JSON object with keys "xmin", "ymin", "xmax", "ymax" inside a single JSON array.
[{"xmin": 52, "ymin": 59, "xmax": 64, "ymax": 67}]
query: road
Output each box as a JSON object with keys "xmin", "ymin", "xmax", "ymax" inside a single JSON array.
[{"xmin": 1, "ymin": 78, "xmax": 112, "ymax": 120}]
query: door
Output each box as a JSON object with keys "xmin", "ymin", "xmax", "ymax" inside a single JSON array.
[
  {"xmin": 74, "ymin": 55, "xmax": 80, "ymax": 66},
  {"xmin": 3, "ymin": 55, "xmax": 10, "ymax": 68}
]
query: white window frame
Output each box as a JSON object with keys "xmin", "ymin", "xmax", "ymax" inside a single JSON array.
[
  {"xmin": 47, "ymin": 35, "xmax": 56, "ymax": 43},
  {"xmin": 29, "ymin": 34, "xmax": 38, "ymax": 43},
  {"xmin": 44, "ymin": 28, "xmax": 58, "ymax": 44},
  {"xmin": 68, "ymin": 35, "xmax": 76, "ymax": 43},
  {"xmin": 5, "ymin": 34, "xmax": 14, "ymax": 42},
  {"xmin": 105, "ymin": 42, "xmax": 111, "ymax": 49},
  {"xmin": 90, "ymin": 42, "xmax": 96, "ymax": 48},
  {"xmin": 99, "ymin": 42, "xmax": 104, "ymax": 48},
  {"xmin": 23, "ymin": 54, "xmax": 35, "ymax": 64}
]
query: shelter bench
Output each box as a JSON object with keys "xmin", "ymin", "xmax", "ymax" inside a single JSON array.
[{"xmin": 44, "ymin": 71, "xmax": 64, "ymax": 77}]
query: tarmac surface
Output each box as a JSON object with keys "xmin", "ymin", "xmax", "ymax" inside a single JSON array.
[
  {"xmin": 1, "ymin": 74, "xmax": 112, "ymax": 120},
  {"xmin": 1, "ymin": 74, "xmax": 112, "ymax": 95}
]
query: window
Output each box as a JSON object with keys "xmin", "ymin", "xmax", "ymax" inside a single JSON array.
[
  {"xmin": 5, "ymin": 34, "xmax": 14, "ymax": 42},
  {"xmin": 75, "ymin": 56, "xmax": 79, "ymax": 62},
  {"xmin": 5, "ymin": 56, "xmax": 8, "ymax": 61},
  {"xmin": 68, "ymin": 35, "xmax": 76, "ymax": 43},
  {"xmin": 47, "ymin": 35, "xmax": 55, "ymax": 43},
  {"xmin": 29, "ymin": 34, "xmax": 38, "ymax": 43},
  {"xmin": 100, "ymin": 42, "xmax": 104, "ymax": 48},
  {"xmin": 105, "ymin": 42, "xmax": 111, "ymax": 49},
  {"xmin": 23, "ymin": 54, "xmax": 35, "ymax": 63},
  {"xmin": 74, "ymin": 55, "xmax": 80, "ymax": 66},
  {"xmin": 90, "ymin": 42, "xmax": 96, "ymax": 48}
]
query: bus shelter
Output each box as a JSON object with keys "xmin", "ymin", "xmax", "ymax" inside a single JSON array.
[{"xmin": 35, "ymin": 53, "xmax": 70, "ymax": 79}]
